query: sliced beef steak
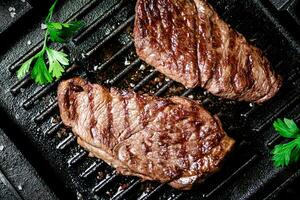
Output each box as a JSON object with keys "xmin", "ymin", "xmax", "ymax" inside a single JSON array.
[
  {"xmin": 134, "ymin": 0, "xmax": 282, "ymax": 103},
  {"xmin": 58, "ymin": 77, "xmax": 234, "ymax": 190}
]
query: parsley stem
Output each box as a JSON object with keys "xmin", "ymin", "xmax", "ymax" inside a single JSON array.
[
  {"xmin": 45, "ymin": 0, "xmax": 59, "ymax": 23},
  {"xmin": 42, "ymin": 30, "xmax": 49, "ymax": 53},
  {"xmin": 43, "ymin": 0, "xmax": 58, "ymax": 53}
]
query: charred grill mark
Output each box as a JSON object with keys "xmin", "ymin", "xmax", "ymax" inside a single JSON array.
[
  {"xmin": 233, "ymin": 43, "xmax": 245, "ymax": 94},
  {"xmin": 212, "ymin": 16, "xmax": 224, "ymax": 93},
  {"xmin": 87, "ymin": 84, "xmax": 96, "ymax": 139},
  {"xmin": 158, "ymin": 1, "xmax": 177, "ymax": 73},
  {"xmin": 64, "ymin": 87, "xmax": 71, "ymax": 120},
  {"xmin": 223, "ymin": 29, "xmax": 232, "ymax": 95},
  {"xmin": 189, "ymin": 0, "xmax": 201, "ymax": 85},
  {"xmin": 135, "ymin": 1, "xmax": 146, "ymax": 38},
  {"xmin": 197, "ymin": 22, "xmax": 209, "ymax": 87},
  {"xmin": 107, "ymin": 99, "xmax": 113, "ymax": 146},
  {"xmin": 145, "ymin": 0, "xmax": 158, "ymax": 35},
  {"xmin": 65, "ymin": 83, "xmax": 80, "ymax": 122},
  {"xmin": 240, "ymin": 53, "xmax": 263, "ymax": 101},
  {"xmin": 261, "ymin": 57, "xmax": 272, "ymax": 99},
  {"xmin": 206, "ymin": 14, "xmax": 216, "ymax": 89},
  {"xmin": 152, "ymin": 0, "xmax": 181, "ymax": 75},
  {"xmin": 173, "ymin": 1, "xmax": 187, "ymax": 80},
  {"xmin": 244, "ymin": 54, "xmax": 255, "ymax": 91},
  {"xmin": 120, "ymin": 90, "xmax": 131, "ymax": 134},
  {"xmin": 199, "ymin": 17, "xmax": 213, "ymax": 88},
  {"xmin": 169, "ymin": 1, "xmax": 181, "ymax": 75},
  {"xmin": 167, "ymin": 1, "xmax": 176, "ymax": 73},
  {"xmin": 229, "ymin": 32, "xmax": 239, "ymax": 94},
  {"xmin": 135, "ymin": 94, "xmax": 147, "ymax": 128}
]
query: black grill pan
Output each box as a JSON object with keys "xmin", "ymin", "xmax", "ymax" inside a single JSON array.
[{"xmin": 0, "ymin": 0, "xmax": 299, "ymax": 199}]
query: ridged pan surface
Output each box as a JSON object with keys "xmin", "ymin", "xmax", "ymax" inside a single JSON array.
[{"xmin": 0, "ymin": 0, "xmax": 299, "ymax": 199}]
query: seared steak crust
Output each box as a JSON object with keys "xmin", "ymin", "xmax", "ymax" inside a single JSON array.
[
  {"xmin": 134, "ymin": 0, "xmax": 282, "ymax": 103},
  {"xmin": 58, "ymin": 77, "xmax": 234, "ymax": 190}
]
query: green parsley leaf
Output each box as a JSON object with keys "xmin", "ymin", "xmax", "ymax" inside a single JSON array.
[
  {"xmin": 271, "ymin": 118, "xmax": 300, "ymax": 168},
  {"xmin": 273, "ymin": 118, "xmax": 300, "ymax": 138},
  {"xmin": 31, "ymin": 55, "xmax": 53, "ymax": 84},
  {"xmin": 17, "ymin": 57, "xmax": 35, "ymax": 79},
  {"xmin": 272, "ymin": 137, "xmax": 300, "ymax": 167},
  {"xmin": 45, "ymin": 0, "xmax": 58, "ymax": 23},
  {"xmin": 284, "ymin": 118, "xmax": 300, "ymax": 133},
  {"xmin": 16, "ymin": 0, "xmax": 84, "ymax": 85},
  {"xmin": 46, "ymin": 48, "xmax": 69, "ymax": 79},
  {"xmin": 47, "ymin": 21, "xmax": 84, "ymax": 43}
]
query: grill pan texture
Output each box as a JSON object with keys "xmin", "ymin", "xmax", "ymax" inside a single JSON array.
[{"xmin": 0, "ymin": 0, "xmax": 299, "ymax": 199}]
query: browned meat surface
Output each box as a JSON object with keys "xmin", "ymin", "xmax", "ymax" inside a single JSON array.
[
  {"xmin": 134, "ymin": 0, "xmax": 282, "ymax": 103},
  {"xmin": 58, "ymin": 77, "xmax": 234, "ymax": 190}
]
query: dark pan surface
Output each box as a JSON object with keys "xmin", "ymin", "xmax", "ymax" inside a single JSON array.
[{"xmin": 0, "ymin": 0, "xmax": 299, "ymax": 199}]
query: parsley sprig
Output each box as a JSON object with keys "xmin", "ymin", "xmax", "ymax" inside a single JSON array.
[
  {"xmin": 272, "ymin": 118, "xmax": 300, "ymax": 168},
  {"xmin": 17, "ymin": 0, "xmax": 84, "ymax": 85}
]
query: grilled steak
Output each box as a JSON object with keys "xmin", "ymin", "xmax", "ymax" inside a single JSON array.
[
  {"xmin": 134, "ymin": 0, "xmax": 282, "ymax": 103},
  {"xmin": 58, "ymin": 77, "xmax": 234, "ymax": 190}
]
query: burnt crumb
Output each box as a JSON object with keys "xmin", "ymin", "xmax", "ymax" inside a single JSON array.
[
  {"xmin": 51, "ymin": 115, "xmax": 61, "ymax": 124},
  {"xmin": 106, "ymin": 190, "xmax": 112, "ymax": 197},
  {"xmin": 118, "ymin": 183, "xmax": 129, "ymax": 192},
  {"xmin": 17, "ymin": 184, "xmax": 23, "ymax": 191},
  {"xmin": 76, "ymin": 192, "xmax": 83, "ymax": 200},
  {"xmin": 57, "ymin": 132, "xmax": 62, "ymax": 138},
  {"xmin": 56, "ymin": 127, "xmax": 68, "ymax": 138},
  {"xmin": 96, "ymin": 171, "xmax": 105, "ymax": 180}
]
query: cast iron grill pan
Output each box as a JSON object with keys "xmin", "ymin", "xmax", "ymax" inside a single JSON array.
[{"xmin": 0, "ymin": 0, "xmax": 299, "ymax": 199}]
